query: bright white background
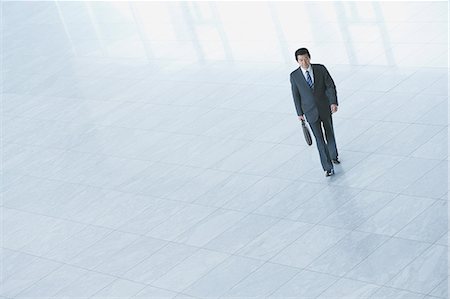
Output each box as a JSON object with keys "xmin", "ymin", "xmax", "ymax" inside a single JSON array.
[{"xmin": 2, "ymin": 1, "xmax": 448, "ymax": 298}]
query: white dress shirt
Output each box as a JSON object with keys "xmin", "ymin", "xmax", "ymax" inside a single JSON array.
[{"xmin": 300, "ymin": 65, "xmax": 314, "ymax": 85}]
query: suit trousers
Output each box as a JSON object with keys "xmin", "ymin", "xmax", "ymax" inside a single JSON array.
[{"xmin": 309, "ymin": 116, "xmax": 338, "ymax": 171}]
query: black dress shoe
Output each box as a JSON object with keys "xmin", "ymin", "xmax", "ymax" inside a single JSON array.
[
  {"xmin": 332, "ymin": 158, "xmax": 340, "ymax": 164},
  {"xmin": 325, "ymin": 169, "xmax": 335, "ymax": 177}
]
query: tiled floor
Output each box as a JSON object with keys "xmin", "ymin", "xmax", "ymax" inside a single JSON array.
[{"xmin": 1, "ymin": 1, "xmax": 448, "ymax": 298}]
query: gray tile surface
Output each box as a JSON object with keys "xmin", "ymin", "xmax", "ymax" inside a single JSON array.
[{"xmin": 2, "ymin": 1, "xmax": 447, "ymax": 298}]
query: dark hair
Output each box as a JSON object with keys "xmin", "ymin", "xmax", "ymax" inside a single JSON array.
[{"xmin": 295, "ymin": 48, "xmax": 310, "ymax": 61}]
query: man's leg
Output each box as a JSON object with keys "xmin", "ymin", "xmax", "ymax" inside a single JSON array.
[
  {"xmin": 309, "ymin": 120, "xmax": 333, "ymax": 171},
  {"xmin": 322, "ymin": 116, "xmax": 338, "ymax": 160}
]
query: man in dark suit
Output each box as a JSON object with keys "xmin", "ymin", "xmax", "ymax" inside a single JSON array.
[{"xmin": 290, "ymin": 48, "xmax": 340, "ymax": 177}]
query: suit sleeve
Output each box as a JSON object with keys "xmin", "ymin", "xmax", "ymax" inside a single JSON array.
[
  {"xmin": 323, "ymin": 66, "xmax": 338, "ymax": 106},
  {"xmin": 290, "ymin": 74, "xmax": 303, "ymax": 116}
]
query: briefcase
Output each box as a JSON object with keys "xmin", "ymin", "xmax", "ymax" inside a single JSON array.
[{"xmin": 301, "ymin": 120, "xmax": 313, "ymax": 146}]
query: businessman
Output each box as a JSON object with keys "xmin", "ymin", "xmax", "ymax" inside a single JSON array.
[{"xmin": 290, "ymin": 48, "xmax": 340, "ymax": 177}]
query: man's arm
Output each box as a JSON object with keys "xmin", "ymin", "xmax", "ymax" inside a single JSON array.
[
  {"xmin": 323, "ymin": 66, "xmax": 338, "ymax": 106},
  {"xmin": 290, "ymin": 75, "xmax": 304, "ymax": 120}
]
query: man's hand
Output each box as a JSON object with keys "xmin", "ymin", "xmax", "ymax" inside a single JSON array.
[
  {"xmin": 298, "ymin": 115, "xmax": 305, "ymax": 121},
  {"xmin": 331, "ymin": 104, "xmax": 338, "ymax": 113}
]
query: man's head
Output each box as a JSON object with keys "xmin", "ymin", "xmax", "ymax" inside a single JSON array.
[{"xmin": 295, "ymin": 48, "xmax": 311, "ymax": 70}]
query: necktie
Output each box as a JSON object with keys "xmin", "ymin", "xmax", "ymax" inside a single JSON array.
[{"xmin": 306, "ymin": 70, "xmax": 313, "ymax": 89}]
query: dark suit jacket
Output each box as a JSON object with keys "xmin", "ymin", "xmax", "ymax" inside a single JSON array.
[{"xmin": 290, "ymin": 64, "xmax": 338, "ymax": 123}]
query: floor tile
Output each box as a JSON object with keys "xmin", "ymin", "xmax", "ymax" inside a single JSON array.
[
  {"xmin": 345, "ymin": 238, "xmax": 431, "ymax": 285},
  {"xmin": 3, "ymin": 1, "xmax": 447, "ymax": 297}
]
